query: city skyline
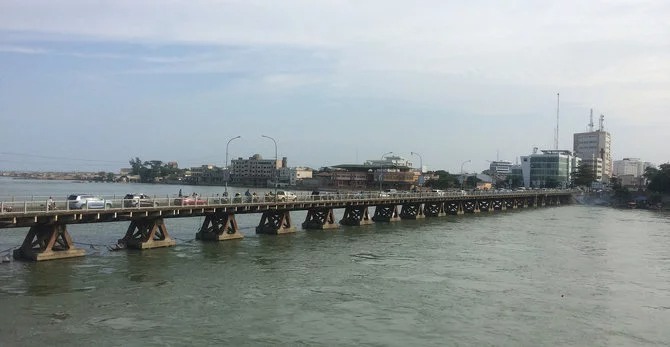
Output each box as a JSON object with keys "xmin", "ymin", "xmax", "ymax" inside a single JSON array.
[{"xmin": 1, "ymin": 1, "xmax": 668, "ymax": 173}]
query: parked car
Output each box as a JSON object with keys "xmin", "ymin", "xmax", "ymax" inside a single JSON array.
[
  {"xmin": 123, "ymin": 193, "xmax": 158, "ymax": 208},
  {"xmin": 275, "ymin": 190, "xmax": 297, "ymax": 202},
  {"xmin": 67, "ymin": 194, "xmax": 112, "ymax": 209},
  {"xmin": 174, "ymin": 196, "xmax": 207, "ymax": 206}
]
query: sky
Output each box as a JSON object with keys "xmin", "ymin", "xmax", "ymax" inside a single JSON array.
[{"xmin": 0, "ymin": 0, "xmax": 668, "ymax": 174}]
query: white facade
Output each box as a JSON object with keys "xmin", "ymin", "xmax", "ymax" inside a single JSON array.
[
  {"xmin": 230, "ymin": 154, "xmax": 281, "ymax": 185},
  {"xmin": 278, "ymin": 167, "xmax": 313, "ymax": 185},
  {"xmin": 573, "ymin": 130, "xmax": 612, "ymax": 181},
  {"xmin": 489, "ymin": 160, "xmax": 513, "ymax": 175},
  {"xmin": 613, "ymin": 158, "xmax": 650, "ymax": 178}
]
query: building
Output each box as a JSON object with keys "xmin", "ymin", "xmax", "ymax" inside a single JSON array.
[
  {"xmin": 573, "ymin": 123, "xmax": 612, "ymax": 182},
  {"xmin": 613, "ymin": 158, "xmax": 650, "ymax": 178},
  {"xmin": 189, "ymin": 164, "xmax": 225, "ymax": 185},
  {"xmin": 230, "ymin": 154, "xmax": 283, "ymax": 187},
  {"xmin": 520, "ymin": 149, "xmax": 580, "ymax": 188},
  {"xmin": 488, "ymin": 160, "xmax": 513, "ymax": 175},
  {"xmin": 278, "ymin": 166, "xmax": 313, "ymax": 186},
  {"xmin": 327, "ymin": 155, "xmax": 418, "ymax": 190},
  {"xmin": 613, "ymin": 158, "xmax": 651, "ymax": 189}
]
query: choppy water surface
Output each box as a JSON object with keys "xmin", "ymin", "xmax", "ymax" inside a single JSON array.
[{"xmin": 1, "ymin": 179, "xmax": 669, "ymax": 346}]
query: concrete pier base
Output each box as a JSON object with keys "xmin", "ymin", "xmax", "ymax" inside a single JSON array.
[
  {"xmin": 119, "ymin": 218, "xmax": 176, "ymax": 250},
  {"xmin": 13, "ymin": 224, "xmax": 85, "ymax": 261}
]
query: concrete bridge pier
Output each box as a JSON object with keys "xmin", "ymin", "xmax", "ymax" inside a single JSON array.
[
  {"xmin": 196, "ymin": 212, "xmax": 244, "ymax": 241},
  {"xmin": 462, "ymin": 201, "xmax": 479, "ymax": 213},
  {"xmin": 119, "ymin": 218, "xmax": 177, "ymax": 249},
  {"xmin": 372, "ymin": 205, "xmax": 401, "ymax": 222},
  {"xmin": 13, "ymin": 224, "xmax": 86, "ymax": 261},
  {"xmin": 400, "ymin": 203, "xmax": 425, "ymax": 219},
  {"xmin": 445, "ymin": 202, "xmax": 464, "ymax": 215},
  {"xmin": 423, "ymin": 202, "xmax": 445, "ymax": 217},
  {"xmin": 256, "ymin": 210, "xmax": 295, "ymax": 234},
  {"xmin": 340, "ymin": 206, "xmax": 373, "ymax": 226},
  {"xmin": 478, "ymin": 200, "xmax": 492, "ymax": 212},
  {"xmin": 302, "ymin": 208, "xmax": 339, "ymax": 230}
]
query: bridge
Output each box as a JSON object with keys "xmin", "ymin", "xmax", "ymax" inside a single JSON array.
[{"xmin": 0, "ymin": 190, "xmax": 574, "ymax": 261}]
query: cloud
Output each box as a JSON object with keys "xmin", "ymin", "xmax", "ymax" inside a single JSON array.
[{"xmin": 1, "ymin": 0, "xmax": 669, "ymax": 168}]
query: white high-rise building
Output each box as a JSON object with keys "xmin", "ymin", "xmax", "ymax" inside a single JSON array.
[
  {"xmin": 573, "ymin": 130, "xmax": 612, "ymax": 182},
  {"xmin": 613, "ymin": 158, "xmax": 651, "ymax": 178}
]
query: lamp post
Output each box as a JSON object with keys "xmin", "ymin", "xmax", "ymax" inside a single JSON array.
[
  {"xmin": 380, "ymin": 151, "xmax": 393, "ymax": 191},
  {"xmin": 411, "ymin": 151, "xmax": 423, "ymax": 187},
  {"xmin": 261, "ymin": 135, "xmax": 278, "ymax": 197},
  {"xmin": 460, "ymin": 160, "xmax": 471, "ymax": 190},
  {"xmin": 225, "ymin": 135, "xmax": 241, "ymax": 194}
]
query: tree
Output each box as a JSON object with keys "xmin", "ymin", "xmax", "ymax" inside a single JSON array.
[
  {"xmin": 645, "ymin": 163, "xmax": 670, "ymax": 194},
  {"xmin": 572, "ymin": 162, "xmax": 596, "ymax": 187},
  {"xmin": 424, "ymin": 170, "xmax": 459, "ymax": 189},
  {"xmin": 129, "ymin": 157, "xmax": 143, "ymax": 175}
]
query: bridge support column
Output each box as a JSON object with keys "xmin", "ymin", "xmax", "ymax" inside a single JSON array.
[
  {"xmin": 119, "ymin": 218, "xmax": 176, "ymax": 249},
  {"xmin": 400, "ymin": 203, "xmax": 425, "ymax": 219},
  {"xmin": 372, "ymin": 205, "xmax": 401, "ymax": 222},
  {"xmin": 423, "ymin": 202, "xmax": 445, "ymax": 217},
  {"xmin": 463, "ymin": 201, "xmax": 478, "ymax": 213},
  {"xmin": 492, "ymin": 200, "xmax": 505, "ymax": 211},
  {"xmin": 256, "ymin": 210, "xmax": 295, "ymax": 234},
  {"xmin": 340, "ymin": 206, "xmax": 373, "ymax": 226},
  {"xmin": 196, "ymin": 212, "xmax": 244, "ymax": 241},
  {"xmin": 13, "ymin": 224, "xmax": 85, "ymax": 261},
  {"xmin": 445, "ymin": 202, "xmax": 463, "ymax": 215},
  {"xmin": 302, "ymin": 208, "xmax": 339, "ymax": 230},
  {"xmin": 478, "ymin": 200, "xmax": 491, "ymax": 212}
]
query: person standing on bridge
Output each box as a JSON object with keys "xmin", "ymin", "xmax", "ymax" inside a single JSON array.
[{"xmin": 47, "ymin": 197, "xmax": 55, "ymax": 211}]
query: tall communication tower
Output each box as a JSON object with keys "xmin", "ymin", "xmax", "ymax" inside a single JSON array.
[
  {"xmin": 554, "ymin": 93, "xmax": 560, "ymax": 150},
  {"xmin": 588, "ymin": 109, "xmax": 594, "ymax": 132}
]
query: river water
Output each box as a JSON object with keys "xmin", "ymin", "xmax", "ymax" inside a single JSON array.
[{"xmin": 0, "ymin": 178, "xmax": 669, "ymax": 346}]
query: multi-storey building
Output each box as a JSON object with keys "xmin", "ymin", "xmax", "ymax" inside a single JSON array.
[
  {"xmin": 488, "ymin": 160, "xmax": 513, "ymax": 175},
  {"xmin": 230, "ymin": 154, "xmax": 283, "ymax": 187},
  {"xmin": 613, "ymin": 158, "xmax": 652, "ymax": 189},
  {"xmin": 613, "ymin": 158, "xmax": 651, "ymax": 178},
  {"xmin": 278, "ymin": 167, "xmax": 313, "ymax": 186},
  {"xmin": 520, "ymin": 149, "xmax": 580, "ymax": 188},
  {"xmin": 573, "ymin": 129, "xmax": 612, "ymax": 182}
]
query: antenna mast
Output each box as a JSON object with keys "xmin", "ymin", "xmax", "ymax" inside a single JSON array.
[
  {"xmin": 588, "ymin": 109, "xmax": 594, "ymax": 132},
  {"xmin": 599, "ymin": 114, "xmax": 604, "ymax": 131},
  {"xmin": 554, "ymin": 93, "xmax": 560, "ymax": 150}
]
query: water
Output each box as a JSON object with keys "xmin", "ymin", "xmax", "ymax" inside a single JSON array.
[{"xmin": 1, "ymin": 178, "xmax": 669, "ymax": 346}]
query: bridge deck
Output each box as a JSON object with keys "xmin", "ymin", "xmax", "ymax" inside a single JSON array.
[{"xmin": 0, "ymin": 190, "xmax": 574, "ymax": 229}]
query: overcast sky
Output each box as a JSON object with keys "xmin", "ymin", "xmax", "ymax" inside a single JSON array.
[{"xmin": 0, "ymin": 0, "xmax": 668, "ymax": 173}]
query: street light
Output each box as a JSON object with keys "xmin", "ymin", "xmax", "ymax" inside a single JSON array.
[
  {"xmin": 380, "ymin": 151, "xmax": 393, "ymax": 191},
  {"xmin": 460, "ymin": 160, "xmax": 471, "ymax": 190},
  {"xmin": 411, "ymin": 151, "xmax": 423, "ymax": 187},
  {"xmin": 261, "ymin": 135, "xmax": 278, "ymax": 197},
  {"xmin": 225, "ymin": 135, "xmax": 241, "ymax": 194}
]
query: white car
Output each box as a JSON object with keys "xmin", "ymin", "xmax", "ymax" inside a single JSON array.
[
  {"xmin": 275, "ymin": 190, "xmax": 297, "ymax": 202},
  {"xmin": 67, "ymin": 194, "xmax": 112, "ymax": 209}
]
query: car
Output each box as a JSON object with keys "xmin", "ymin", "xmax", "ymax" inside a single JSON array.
[
  {"xmin": 123, "ymin": 193, "xmax": 158, "ymax": 208},
  {"xmin": 174, "ymin": 196, "xmax": 208, "ymax": 206},
  {"xmin": 431, "ymin": 189, "xmax": 446, "ymax": 196},
  {"xmin": 67, "ymin": 194, "xmax": 112, "ymax": 209},
  {"xmin": 275, "ymin": 190, "xmax": 297, "ymax": 202}
]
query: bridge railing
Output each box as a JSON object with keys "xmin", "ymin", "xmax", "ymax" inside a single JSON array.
[{"xmin": 0, "ymin": 189, "xmax": 574, "ymax": 215}]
